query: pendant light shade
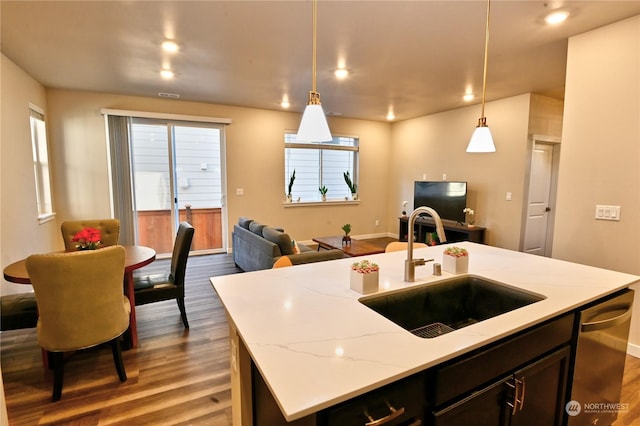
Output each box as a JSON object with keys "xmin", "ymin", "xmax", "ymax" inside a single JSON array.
[
  {"xmin": 297, "ymin": 92, "xmax": 332, "ymax": 142},
  {"xmin": 467, "ymin": 0, "xmax": 496, "ymax": 153},
  {"xmin": 467, "ymin": 118, "xmax": 495, "ymax": 153},
  {"xmin": 296, "ymin": 0, "xmax": 332, "ymax": 143}
]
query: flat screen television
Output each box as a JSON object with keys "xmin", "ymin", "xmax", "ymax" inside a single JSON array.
[{"xmin": 414, "ymin": 181, "xmax": 467, "ymax": 223}]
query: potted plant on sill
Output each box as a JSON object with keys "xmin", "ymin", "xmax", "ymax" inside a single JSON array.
[
  {"xmin": 319, "ymin": 185, "xmax": 328, "ymax": 201},
  {"xmin": 343, "ymin": 171, "xmax": 358, "ymax": 200},
  {"xmin": 286, "ymin": 169, "xmax": 296, "ymax": 202},
  {"xmin": 341, "ymin": 223, "xmax": 352, "ymax": 246}
]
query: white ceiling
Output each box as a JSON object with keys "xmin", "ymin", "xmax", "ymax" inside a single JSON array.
[{"xmin": 2, "ymin": 1, "xmax": 639, "ymax": 122}]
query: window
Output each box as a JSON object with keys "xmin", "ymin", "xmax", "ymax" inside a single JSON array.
[
  {"xmin": 29, "ymin": 105, "xmax": 55, "ymax": 222},
  {"xmin": 284, "ymin": 133, "xmax": 359, "ymax": 202}
]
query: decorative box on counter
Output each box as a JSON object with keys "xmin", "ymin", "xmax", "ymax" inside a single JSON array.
[
  {"xmin": 442, "ymin": 246, "xmax": 469, "ymax": 274},
  {"xmin": 350, "ymin": 259, "xmax": 379, "ymax": 294}
]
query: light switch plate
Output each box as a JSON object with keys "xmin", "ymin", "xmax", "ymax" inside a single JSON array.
[{"xmin": 595, "ymin": 205, "xmax": 621, "ymax": 221}]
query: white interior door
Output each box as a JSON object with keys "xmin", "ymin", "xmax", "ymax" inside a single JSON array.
[{"xmin": 523, "ymin": 143, "xmax": 555, "ymax": 256}]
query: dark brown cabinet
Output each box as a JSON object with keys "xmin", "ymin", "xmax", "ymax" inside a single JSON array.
[
  {"xmin": 432, "ymin": 346, "xmax": 571, "ymax": 426},
  {"xmin": 398, "ymin": 217, "xmax": 485, "ymax": 244}
]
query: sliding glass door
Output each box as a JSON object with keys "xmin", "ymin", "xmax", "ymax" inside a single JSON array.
[{"xmin": 130, "ymin": 119, "xmax": 226, "ymax": 256}]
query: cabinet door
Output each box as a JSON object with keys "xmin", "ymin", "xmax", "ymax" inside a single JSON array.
[
  {"xmin": 432, "ymin": 376, "xmax": 511, "ymax": 426},
  {"xmin": 510, "ymin": 346, "xmax": 571, "ymax": 426}
]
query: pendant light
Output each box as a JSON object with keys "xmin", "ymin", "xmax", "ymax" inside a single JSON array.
[
  {"xmin": 466, "ymin": 0, "xmax": 496, "ymax": 153},
  {"xmin": 296, "ymin": 0, "xmax": 332, "ymax": 142}
]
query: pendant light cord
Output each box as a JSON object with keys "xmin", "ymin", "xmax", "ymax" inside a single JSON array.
[
  {"xmin": 312, "ymin": 0, "xmax": 318, "ymax": 93},
  {"xmin": 480, "ymin": 0, "xmax": 491, "ymax": 119}
]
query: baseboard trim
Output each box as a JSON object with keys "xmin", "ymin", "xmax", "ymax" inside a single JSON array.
[{"xmin": 627, "ymin": 342, "xmax": 640, "ymax": 358}]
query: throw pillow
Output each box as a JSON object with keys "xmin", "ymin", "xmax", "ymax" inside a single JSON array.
[
  {"xmin": 249, "ymin": 221, "xmax": 267, "ymax": 236},
  {"xmin": 292, "ymin": 240, "xmax": 301, "ymax": 254},
  {"xmin": 262, "ymin": 227, "xmax": 294, "ymax": 255},
  {"xmin": 238, "ymin": 217, "xmax": 253, "ymax": 229}
]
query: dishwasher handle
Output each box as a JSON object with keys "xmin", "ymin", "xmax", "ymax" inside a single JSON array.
[{"xmin": 581, "ymin": 304, "xmax": 633, "ymax": 333}]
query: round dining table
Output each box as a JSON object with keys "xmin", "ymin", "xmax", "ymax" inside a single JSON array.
[{"xmin": 3, "ymin": 245, "xmax": 155, "ymax": 349}]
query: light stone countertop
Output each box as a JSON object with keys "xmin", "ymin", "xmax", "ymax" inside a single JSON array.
[{"xmin": 210, "ymin": 242, "xmax": 640, "ymax": 421}]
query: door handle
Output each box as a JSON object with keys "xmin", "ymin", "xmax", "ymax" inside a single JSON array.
[
  {"xmin": 545, "ymin": 207, "xmax": 551, "ymax": 212},
  {"xmin": 507, "ymin": 377, "xmax": 524, "ymax": 415},
  {"xmin": 581, "ymin": 304, "xmax": 633, "ymax": 332}
]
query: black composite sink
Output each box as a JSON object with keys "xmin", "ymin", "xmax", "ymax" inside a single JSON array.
[{"xmin": 359, "ymin": 275, "xmax": 545, "ymax": 338}]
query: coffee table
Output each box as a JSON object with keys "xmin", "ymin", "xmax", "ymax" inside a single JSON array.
[{"xmin": 312, "ymin": 236, "xmax": 385, "ymax": 257}]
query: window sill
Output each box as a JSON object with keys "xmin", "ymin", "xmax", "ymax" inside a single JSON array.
[
  {"xmin": 37, "ymin": 212, "xmax": 56, "ymax": 225},
  {"xmin": 283, "ymin": 200, "xmax": 360, "ymax": 208}
]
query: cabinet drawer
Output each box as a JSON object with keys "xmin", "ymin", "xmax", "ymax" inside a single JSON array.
[
  {"xmin": 323, "ymin": 373, "xmax": 426, "ymax": 425},
  {"xmin": 434, "ymin": 313, "xmax": 574, "ymax": 406}
]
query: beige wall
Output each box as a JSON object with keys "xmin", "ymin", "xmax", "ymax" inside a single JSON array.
[
  {"xmin": 388, "ymin": 94, "xmax": 532, "ymax": 249},
  {"xmin": 1, "ymin": 54, "xmax": 59, "ymax": 294},
  {"xmin": 2, "ymin": 57, "xmax": 561, "ymax": 266},
  {"xmin": 528, "ymin": 93, "xmax": 564, "ymax": 137},
  {"xmin": 553, "ymin": 16, "xmax": 640, "ymax": 352},
  {"xmin": 44, "ymin": 89, "xmax": 392, "ymax": 245}
]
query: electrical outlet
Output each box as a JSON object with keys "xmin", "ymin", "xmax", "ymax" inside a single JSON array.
[
  {"xmin": 442, "ymin": 173, "xmax": 447, "ymax": 180},
  {"xmin": 506, "ymin": 192, "xmax": 512, "ymax": 201},
  {"xmin": 375, "ymin": 219, "xmax": 379, "ymax": 226},
  {"xmin": 236, "ymin": 188, "xmax": 244, "ymax": 196},
  {"xmin": 595, "ymin": 205, "xmax": 621, "ymax": 221}
]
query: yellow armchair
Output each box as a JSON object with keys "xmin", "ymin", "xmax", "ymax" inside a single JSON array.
[{"xmin": 26, "ymin": 245, "xmax": 130, "ymax": 401}]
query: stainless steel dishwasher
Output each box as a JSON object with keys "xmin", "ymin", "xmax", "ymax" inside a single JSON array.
[{"xmin": 568, "ymin": 288, "xmax": 634, "ymax": 426}]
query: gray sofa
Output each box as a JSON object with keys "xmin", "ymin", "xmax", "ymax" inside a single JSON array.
[{"xmin": 232, "ymin": 217, "xmax": 344, "ymax": 272}]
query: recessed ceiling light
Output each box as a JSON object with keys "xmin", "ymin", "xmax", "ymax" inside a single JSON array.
[
  {"xmin": 162, "ymin": 40, "xmax": 179, "ymax": 53},
  {"xmin": 281, "ymin": 96, "xmax": 290, "ymax": 109},
  {"xmin": 545, "ymin": 10, "xmax": 570, "ymax": 25},
  {"xmin": 463, "ymin": 93, "xmax": 475, "ymax": 102},
  {"xmin": 334, "ymin": 68, "xmax": 349, "ymax": 79},
  {"xmin": 386, "ymin": 109, "xmax": 395, "ymax": 121},
  {"xmin": 160, "ymin": 69, "xmax": 175, "ymax": 79}
]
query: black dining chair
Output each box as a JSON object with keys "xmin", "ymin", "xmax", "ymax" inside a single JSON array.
[
  {"xmin": 133, "ymin": 222, "xmax": 194, "ymax": 328},
  {"xmin": 0, "ymin": 292, "xmax": 38, "ymax": 331}
]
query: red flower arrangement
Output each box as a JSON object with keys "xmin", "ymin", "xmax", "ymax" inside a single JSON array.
[{"xmin": 71, "ymin": 227, "xmax": 102, "ymax": 250}]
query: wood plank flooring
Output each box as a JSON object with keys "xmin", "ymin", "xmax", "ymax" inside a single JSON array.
[
  {"xmin": 1, "ymin": 253, "xmax": 242, "ymax": 425},
  {"xmin": 2, "ymin": 241, "xmax": 639, "ymax": 425}
]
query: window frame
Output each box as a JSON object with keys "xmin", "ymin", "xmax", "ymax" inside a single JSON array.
[
  {"xmin": 29, "ymin": 103, "xmax": 55, "ymax": 223},
  {"xmin": 284, "ymin": 132, "xmax": 360, "ymax": 205}
]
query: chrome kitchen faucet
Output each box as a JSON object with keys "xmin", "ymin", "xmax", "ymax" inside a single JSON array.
[{"xmin": 405, "ymin": 206, "xmax": 447, "ymax": 282}]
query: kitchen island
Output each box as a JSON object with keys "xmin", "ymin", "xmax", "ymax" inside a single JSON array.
[{"xmin": 210, "ymin": 242, "xmax": 639, "ymax": 425}]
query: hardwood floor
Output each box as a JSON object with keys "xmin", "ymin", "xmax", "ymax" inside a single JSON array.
[
  {"xmin": 617, "ymin": 353, "xmax": 640, "ymax": 425},
  {"xmin": 2, "ymin": 243, "xmax": 639, "ymax": 425},
  {"xmin": 1, "ymin": 253, "xmax": 242, "ymax": 425}
]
